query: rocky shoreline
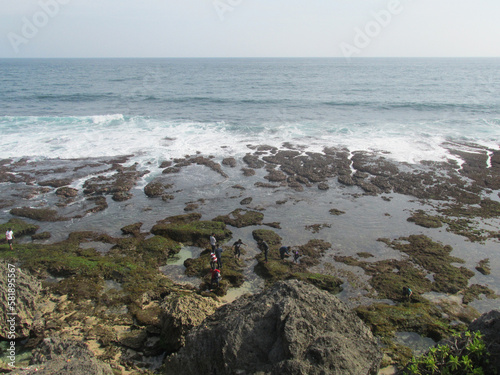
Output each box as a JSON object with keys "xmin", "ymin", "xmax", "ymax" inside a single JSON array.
[{"xmin": 0, "ymin": 142, "xmax": 499, "ymax": 374}]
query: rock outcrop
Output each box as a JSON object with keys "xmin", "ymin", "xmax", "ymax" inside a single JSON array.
[
  {"xmin": 164, "ymin": 280, "xmax": 382, "ymax": 375},
  {"xmin": 14, "ymin": 336, "xmax": 113, "ymax": 375},
  {"xmin": 161, "ymin": 293, "xmax": 221, "ymax": 353},
  {"xmin": 469, "ymin": 309, "xmax": 500, "ymax": 372},
  {"xmin": 0, "ymin": 261, "xmax": 41, "ymax": 340}
]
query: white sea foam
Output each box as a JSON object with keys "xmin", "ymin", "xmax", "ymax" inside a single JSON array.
[{"xmin": 0, "ymin": 115, "xmax": 498, "ymax": 168}]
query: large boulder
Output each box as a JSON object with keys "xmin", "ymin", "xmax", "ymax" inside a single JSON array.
[
  {"xmin": 164, "ymin": 280, "xmax": 382, "ymax": 375},
  {"xmin": 14, "ymin": 336, "xmax": 113, "ymax": 375},
  {"xmin": 161, "ymin": 293, "xmax": 220, "ymax": 353},
  {"xmin": 469, "ymin": 310, "xmax": 500, "ymax": 372}
]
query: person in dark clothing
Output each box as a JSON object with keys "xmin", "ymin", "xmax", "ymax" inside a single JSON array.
[
  {"xmin": 215, "ymin": 246, "xmax": 223, "ymax": 268},
  {"xmin": 293, "ymin": 250, "xmax": 300, "ymax": 263},
  {"xmin": 232, "ymin": 239, "xmax": 245, "ymax": 259},
  {"xmin": 279, "ymin": 246, "xmax": 291, "ymax": 261},
  {"xmin": 402, "ymin": 286, "xmax": 413, "ymax": 301},
  {"xmin": 260, "ymin": 240, "xmax": 269, "ymax": 263}
]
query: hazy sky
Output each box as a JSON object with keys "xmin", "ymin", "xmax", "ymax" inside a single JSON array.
[{"xmin": 1, "ymin": 0, "xmax": 500, "ymax": 58}]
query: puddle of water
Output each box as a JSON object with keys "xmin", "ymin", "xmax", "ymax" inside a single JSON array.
[
  {"xmin": 0, "ymin": 341, "xmax": 32, "ymax": 368},
  {"xmin": 395, "ymin": 331, "xmax": 436, "ymax": 356},
  {"xmin": 222, "ymin": 277, "xmax": 265, "ymax": 304},
  {"xmin": 159, "ymin": 246, "xmax": 203, "ymax": 286}
]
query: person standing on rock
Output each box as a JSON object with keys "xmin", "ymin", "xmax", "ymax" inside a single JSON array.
[
  {"xmin": 279, "ymin": 246, "xmax": 291, "ymax": 261},
  {"xmin": 260, "ymin": 240, "xmax": 269, "ymax": 263},
  {"xmin": 5, "ymin": 228, "xmax": 14, "ymax": 250},
  {"xmin": 210, "ymin": 233, "xmax": 217, "ymax": 252},
  {"xmin": 232, "ymin": 239, "xmax": 245, "ymax": 260},
  {"xmin": 215, "ymin": 246, "xmax": 223, "ymax": 269},
  {"xmin": 211, "ymin": 267, "xmax": 221, "ymax": 289},
  {"xmin": 210, "ymin": 251, "xmax": 218, "ymax": 270}
]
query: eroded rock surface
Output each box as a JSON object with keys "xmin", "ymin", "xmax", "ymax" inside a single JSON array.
[{"xmin": 164, "ymin": 280, "xmax": 382, "ymax": 375}]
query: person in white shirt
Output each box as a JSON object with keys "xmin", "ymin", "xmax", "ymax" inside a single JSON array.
[{"xmin": 5, "ymin": 228, "xmax": 14, "ymax": 250}]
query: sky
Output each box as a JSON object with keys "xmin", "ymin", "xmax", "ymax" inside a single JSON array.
[{"xmin": 1, "ymin": 0, "xmax": 500, "ymax": 58}]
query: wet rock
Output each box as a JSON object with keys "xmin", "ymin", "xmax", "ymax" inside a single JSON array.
[
  {"xmin": 265, "ymin": 169, "xmax": 287, "ymax": 182},
  {"xmin": 32, "ymin": 231, "xmax": 51, "ymax": 241},
  {"xmin": 184, "ymin": 203, "xmax": 199, "ymax": 212},
  {"xmin": 213, "ymin": 209, "xmax": 264, "ymax": 228},
  {"xmin": 160, "ymin": 160, "xmax": 173, "ymax": 168},
  {"xmin": 222, "ymin": 157, "xmax": 237, "ymax": 167},
  {"xmin": 38, "ymin": 178, "xmax": 73, "ymax": 188},
  {"xmin": 317, "ymin": 182, "xmax": 329, "ymax": 190},
  {"xmin": 10, "ymin": 207, "xmax": 67, "ymax": 222},
  {"xmin": 55, "ymin": 186, "xmax": 78, "ymax": 198},
  {"xmin": 83, "ymin": 163, "xmax": 148, "ymax": 198},
  {"xmin": 120, "ymin": 222, "xmax": 143, "ymax": 237},
  {"xmin": 241, "ymin": 168, "xmax": 256, "ymax": 176},
  {"xmin": 112, "ymin": 191, "xmax": 132, "ymax": 201},
  {"xmin": 144, "ymin": 181, "xmax": 173, "ymax": 197},
  {"xmin": 243, "ymin": 153, "xmax": 265, "ymax": 169},
  {"xmin": 165, "ymin": 280, "xmax": 382, "ymax": 375},
  {"xmin": 240, "ymin": 197, "xmax": 252, "ymax": 205},
  {"xmin": 84, "ymin": 196, "xmax": 108, "ymax": 215},
  {"xmin": 329, "ymin": 208, "xmax": 345, "ymax": 216}
]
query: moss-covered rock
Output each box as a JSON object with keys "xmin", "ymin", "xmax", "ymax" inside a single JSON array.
[
  {"xmin": 378, "ymin": 235, "xmax": 475, "ymax": 294},
  {"xmin": 475, "ymin": 258, "xmax": 491, "ymax": 275},
  {"xmin": 32, "ymin": 231, "xmax": 51, "ymax": 241},
  {"xmin": 407, "ymin": 210, "xmax": 443, "ymax": 228},
  {"xmin": 152, "ymin": 219, "xmax": 232, "ymax": 248},
  {"xmin": 213, "ymin": 209, "xmax": 264, "ymax": 228},
  {"xmin": 139, "ymin": 235, "xmax": 181, "ymax": 264},
  {"xmin": 0, "ymin": 218, "xmax": 39, "ymax": 240},
  {"xmin": 10, "ymin": 206, "xmax": 67, "ymax": 221},
  {"xmin": 355, "ymin": 301, "xmax": 478, "ymax": 367},
  {"xmin": 252, "ymin": 229, "xmax": 282, "ymax": 248}
]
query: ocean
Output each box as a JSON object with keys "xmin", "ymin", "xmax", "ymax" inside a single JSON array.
[
  {"xmin": 1, "ymin": 58, "xmax": 499, "ymax": 312},
  {"xmin": 1, "ymin": 57, "xmax": 499, "ymax": 165}
]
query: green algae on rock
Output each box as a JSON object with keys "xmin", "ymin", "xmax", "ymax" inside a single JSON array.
[
  {"xmin": 251, "ymin": 231, "xmax": 342, "ymax": 294},
  {"xmin": 0, "ymin": 218, "xmax": 39, "ymax": 240},
  {"xmin": 213, "ymin": 208, "xmax": 264, "ymax": 228},
  {"xmin": 151, "ymin": 213, "xmax": 232, "ymax": 247},
  {"xmin": 407, "ymin": 210, "xmax": 443, "ymax": 228},
  {"xmin": 476, "ymin": 258, "xmax": 491, "ymax": 275},
  {"xmin": 10, "ymin": 206, "xmax": 68, "ymax": 222}
]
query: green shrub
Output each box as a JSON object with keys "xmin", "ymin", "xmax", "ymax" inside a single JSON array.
[{"xmin": 403, "ymin": 331, "xmax": 497, "ymax": 375}]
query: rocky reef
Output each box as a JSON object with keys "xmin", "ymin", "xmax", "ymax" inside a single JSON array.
[{"xmin": 0, "ymin": 142, "xmax": 499, "ymax": 374}]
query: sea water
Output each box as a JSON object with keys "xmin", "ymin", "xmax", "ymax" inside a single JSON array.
[{"xmin": 1, "ymin": 58, "xmax": 499, "ymax": 165}]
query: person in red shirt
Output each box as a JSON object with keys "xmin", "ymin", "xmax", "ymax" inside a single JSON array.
[{"xmin": 211, "ymin": 268, "xmax": 221, "ymax": 289}]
